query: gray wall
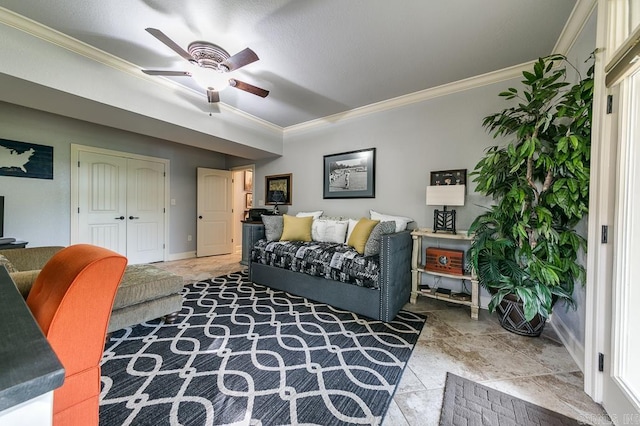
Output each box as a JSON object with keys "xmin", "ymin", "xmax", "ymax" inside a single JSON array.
[
  {"xmin": 0, "ymin": 101, "xmax": 228, "ymax": 255},
  {"xmin": 258, "ymin": 83, "xmax": 511, "ymax": 228},
  {"xmin": 551, "ymin": 11, "xmax": 597, "ymax": 350}
]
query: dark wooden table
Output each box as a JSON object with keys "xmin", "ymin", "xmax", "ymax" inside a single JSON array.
[
  {"xmin": 0, "ymin": 267, "xmax": 64, "ymax": 418},
  {"xmin": 0, "ymin": 240, "xmax": 28, "ymax": 250}
]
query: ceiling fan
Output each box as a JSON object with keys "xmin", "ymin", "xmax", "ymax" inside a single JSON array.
[{"xmin": 142, "ymin": 28, "xmax": 269, "ymax": 103}]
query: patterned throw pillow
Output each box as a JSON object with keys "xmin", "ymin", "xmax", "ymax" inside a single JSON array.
[
  {"xmin": 261, "ymin": 215, "xmax": 284, "ymax": 241},
  {"xmin": 0, "ymin": 254, "xmax": 18, "ymax": 273},
  {"xmin": 364, "ymin": 221, "xmax": 396, "ymax": 256},
  {"xmin": 312, "ymin": 219, "xmax": 349, "ymax": 243}
]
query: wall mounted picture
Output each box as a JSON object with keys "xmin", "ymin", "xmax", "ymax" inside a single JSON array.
[
  {"xmin": 323, "ymin": 148, "xmax": 376, "ymax": 199},
  {"xmin": 244, "ymin": 169, "xmax": 253, "ymax": 191},
  {"xmin": 430, "ymin": 169, "xmax": 466, "ymax": 186},
  {"xmin": 0, "ymin": 139, "xmax": 53, "ymax": 179},
  {"xmin": 245, "ymin": 193, "xmax": 253, "ymax": 209},
  {"xmin": 265, "ymin": 173, "xmax": 292, "ymax": 205}
]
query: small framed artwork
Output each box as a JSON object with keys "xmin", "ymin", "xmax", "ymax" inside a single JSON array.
[
  {"xmin": 244, "ymin": 170, "xmax": 253, "ymax": 191},
  {"xmin": 430, "ymin": 169, "xmax": 467, "ymax": 186},
  {"xmin": 323, "ymin": 148, "xmax": 376, "ymax": 199},
  {"xmin": 245, "ymin": 193, "xmax": 253, "ymax": 209},
  {"xmin": 265, "ymin": 173, "xmax": 292, "ymax": 205}
]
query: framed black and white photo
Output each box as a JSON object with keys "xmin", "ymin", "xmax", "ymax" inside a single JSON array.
[
  {"xmin": 323, "ymin": 148, "xmax": 376, "ymax": 199},
  {"xmin": 265, "ymin": 173, "xmax": 292, "ymax": 205},
  {"xmin": 430, "ymin": 169, "xmax": 467, "ymax": 186}
]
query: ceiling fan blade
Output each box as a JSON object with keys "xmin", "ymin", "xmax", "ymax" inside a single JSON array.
[
  {"xmin": 222, "ymin": 48, "xmax": 259, "ymax": 71},
  {"xmin": 142, "ymin": 70, "xmax": 192, "ymax": 76},
  {"xmin": 229, "ymin": 79, "xmax": 269, "ymax": 98},
  {"xmin": 207, "ymin": 89, "xmax": 220, "ymax": 103},
  {"xmin": 145, "ymin": 28, "xmax": 196, "ymax": 63}
]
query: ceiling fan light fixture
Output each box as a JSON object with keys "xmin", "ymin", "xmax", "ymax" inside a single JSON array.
[
  {"xmin": 143, "ymin": 29, "xmax": 268, "ymax": 102},
  {"xmin": 190, "ymin": 66, "xmax": 229, "ymax": 91}
]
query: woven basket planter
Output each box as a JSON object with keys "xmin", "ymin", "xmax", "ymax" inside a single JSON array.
[{"xmin": 496, "ymin": 293, "xmax": 546, "ymax": 337}]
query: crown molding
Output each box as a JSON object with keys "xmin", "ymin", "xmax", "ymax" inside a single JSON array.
[
  {"xmin": 283, "ymin": 61, "xmax": 535, "ymax": 136},
  {"xmin": 284, "ymin": 0, "xmax": 597, "ymax": 136},
  {"xmin": 0, "ymin": 6, "xmax": 282, "ymax": 134},
  {"xmin": 552, "ymin": 0, "xmax": 597, "ymax": 55},
  {"xmin": 1, "ymin": 3, "xmax": 595, "ymax": 139}
]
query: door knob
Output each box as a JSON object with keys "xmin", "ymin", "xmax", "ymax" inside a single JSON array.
[
  {"xmin": 115, "ymin": 216, "xmax": 125, "ymax": 220},
  {"xmin": 199, "ymin": 215, "xmax": 203, "ymax": 219},
  {"xmin": 129, "ymin": 216, "xmax": 140, "ymax": 220}
]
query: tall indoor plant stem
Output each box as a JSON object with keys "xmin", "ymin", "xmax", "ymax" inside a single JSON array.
[{"xmin": 468, "ymin": 54, "xmax": 594, "ymax": 334}]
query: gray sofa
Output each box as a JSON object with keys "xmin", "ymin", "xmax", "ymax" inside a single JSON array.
[
  {"xmin": 0, "ymin": 246, "xmax": 183, "ymax": 332},
  {"xmin": 244, "ymin": 223, "xmax": 412, "ymax": 322}
]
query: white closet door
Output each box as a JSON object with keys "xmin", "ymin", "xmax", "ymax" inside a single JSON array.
[
  {"xmin": 76, "ymin": 150, "xmax": 166, "ymax": 264},
  {"xmin": 126, "ymin": 159, "xmax": 165, "ymax": 264},
  {"xmin": 77, "ymin": 151, "xmax": 128, "ymax": 255}
]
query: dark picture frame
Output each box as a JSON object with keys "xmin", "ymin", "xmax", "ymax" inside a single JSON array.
[
  {"xmin": 265, "ymin": 173, "xmax": 292, "ymax": 205},
  {"xmin": 0, "ymin": 138, "xmax": 54, "ymax": 180},
  {"xmin": 245, "ymin": 193, "xmax": 253, "ymax": 209},
  {"xmin": 323, "ymin": 148, "xmax": 376, "ymax": 199},
  {"xmin": 430, "ymin": 169, "xmax": 467, "ymax": 186}
]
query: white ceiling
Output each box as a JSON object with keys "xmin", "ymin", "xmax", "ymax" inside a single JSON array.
[{"xmin": 0, "ymin": 0, "xmax": 577, "ymax": 129}]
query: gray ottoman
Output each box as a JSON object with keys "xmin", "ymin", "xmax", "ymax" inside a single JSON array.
[{"xmin": 108, "ymin": 264, "xmax": 184, "ymax": 333}]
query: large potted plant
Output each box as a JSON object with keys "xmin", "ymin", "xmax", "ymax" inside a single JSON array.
[{"xmin": 468, "ymin": 54, "xmax": 594, "ymax": 336}]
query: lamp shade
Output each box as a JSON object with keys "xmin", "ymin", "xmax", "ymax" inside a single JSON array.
[{"xmin": 426, "ymin": 185, "xmax": 465, "ymax": 206}]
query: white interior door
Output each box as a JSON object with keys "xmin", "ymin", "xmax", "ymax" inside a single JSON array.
[
  {"xmin": 78, "ymin": 151, "xmax": 127, "ymax": 254},
  {"xmin": 603, "ymin": 70, "xmax": 640, "ymax": 421},
  {"xmin": 76, "ymin": 149, "xmax": 166, "ymax": 264},
  {"xmin": 126, "ymin": 158, "xmax": 166, "ymax": 264},
  {"xmin": 197, "ymin": 168, "xmax": 233, "ymax": 257}
]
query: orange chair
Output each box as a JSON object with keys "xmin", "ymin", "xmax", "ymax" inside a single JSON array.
[{"xmin": 26, "ymin": 244, "xmax": 128, "ymax": 426}]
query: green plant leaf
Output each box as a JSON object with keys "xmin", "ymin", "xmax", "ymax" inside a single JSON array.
[{"xmin": 471, "ymin": 53, "xmax": 593, "ymax": 322}]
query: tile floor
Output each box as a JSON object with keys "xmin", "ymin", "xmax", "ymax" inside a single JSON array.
[{"xmin": 153, "ymin": 253, "xmax": 608, "ymax": 425}]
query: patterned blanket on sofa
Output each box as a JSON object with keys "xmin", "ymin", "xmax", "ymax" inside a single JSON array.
[{"xmin": 250, "ymin": 240, "xmax": 380, "ymax": 288}]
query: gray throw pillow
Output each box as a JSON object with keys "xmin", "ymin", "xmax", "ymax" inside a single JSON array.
[
  {"xmin": 364, "ymin": 221, "xmax": 395, "ymax": 256},
  {"xmin": 262, "ymin": 215, "xmax": 284, "ymax": 241}
]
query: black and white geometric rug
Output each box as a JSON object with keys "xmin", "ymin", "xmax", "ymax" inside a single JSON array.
[{"xmin": 100, "ymin": 271, "xmax": 425, "ymax": 425}]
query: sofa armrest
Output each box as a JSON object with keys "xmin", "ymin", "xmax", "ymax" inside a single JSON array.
[
  {"xmin": 378, "ymin": 230, "xmax": 412, "ymax": 321},
  {"xmin": 242, "ymin": 223, "xmax": 265, "ymax": 266},
  {"xmin": 0, "ymin": 246, "xmax": 64, "ymax": 272}
]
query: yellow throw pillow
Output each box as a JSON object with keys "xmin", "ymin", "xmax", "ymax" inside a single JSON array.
[
  {"xmin": 280, "ymin": 214, "xmax": 313, "ymax": 241},
  {"xmin": 347, "ymin": 218, "xmax": 380, "ymax": 254}
]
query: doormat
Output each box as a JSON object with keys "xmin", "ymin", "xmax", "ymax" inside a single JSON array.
[{"xmin": 439, "ymin": 372, "xmax": 586, "ymax": 425}]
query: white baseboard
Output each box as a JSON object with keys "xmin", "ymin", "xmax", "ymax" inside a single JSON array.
[
  {"xmin": 166, "ymin": 251, "xmax": 196, "ymax": 261},
  {"xmin": 550, "ymin": 315, "xmax": 585, "ymax": 373}
]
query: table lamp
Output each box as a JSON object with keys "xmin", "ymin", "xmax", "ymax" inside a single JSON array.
[
  {"xmin": 426, "ymin": 185, "xmax": 465, "ymax": 233},
  {"xmin": 269, "ymin": 190, "xmax": 286, "ymax": 214}
]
